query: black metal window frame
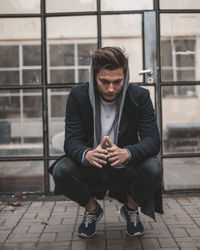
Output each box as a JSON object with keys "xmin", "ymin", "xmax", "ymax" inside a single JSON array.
[{"xmin": 0, "ymin": 0, "xmax": 200, "ymax": 195}]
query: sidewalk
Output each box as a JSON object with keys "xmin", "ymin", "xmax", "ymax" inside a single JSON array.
[{"xmin": 1, "ymin": 195, "xmax": 200, "ymax": 250}]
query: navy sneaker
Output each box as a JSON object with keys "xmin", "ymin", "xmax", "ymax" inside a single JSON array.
[
  {"xmin": 78, "ymin": 202, "xmax": 103, "ymax": 238},
  {"xmin": 120, "ymin": 203, "xmax": 144, "ymax": 236}
]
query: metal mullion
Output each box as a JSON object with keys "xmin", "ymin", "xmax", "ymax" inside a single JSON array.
[
  {"xmin": 160, "ymin": 81, "xmax": 200, "ymax": 86},
  {"xmin": 162, "ymin": 153, "xmax": 200, "ymax": 159},
  {"xmin": 0, "ymin": 14, "xmax": 41, "ymax": 18},
  {"xmin": 41, "ymin": 0, "xmax": 50, "ymax": 194},
  {"xmin": 158, "ymin": 9, "xmax": 200, "ymax": 14},
  {"xmin": 97, "ymin": 0, "xmax": 102, "ymax": 48},
  {"xmin": 45, "ymin": 11, "xmax": 97, "ymax": 17}
]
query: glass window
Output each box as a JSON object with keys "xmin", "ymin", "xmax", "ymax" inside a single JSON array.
[
  {"xmin": 101, "ymin": 0, "xmax": 153, "ymax": 10},
  {"xmin": 161, "ymin": 39, "xmax": 197, "ymax": 97},
  {"xmin": 163, "ymin": 158, "xmax": 200, "ymax": 191},
  {"xmin": 0, "ymin": 46, "xmax": 19, "ymax": 67},
  {"xmin": 0, "ymin": 161, "xmax": 44, "ymax": 193},
  {"xmin": 160, "ymin": 14, "xmax": 200, "ymax": 86},
  {"xmin": 162, "ymin": 85, "xmax": 200, "ymax": 154},
  {"xmin": 78, "ymin": 44, "xmax": 96, "ymax": 65},
  {"xmin": 0, "ymin": 0, "xmax": 40, "ymax": 14},
  {"xmin": 23, "ymin": 45, "xmax": 41, "ymax": 66},
  {"xmin": 0, "ymin": 90, "xmax": 43, "ymax": 156},
  {"xmin": 160, "ymin": 0, "xmax": 200, "ymax": 9},
  {"xmin": 48, "ymin": 88, "xmax": 69, "ymax": 156},
  {"xmin": 46, "ymin": 0, "xmax": 96, "ymax": 12},
  {"xmin": 47, "ymin": 16, "xmax": 97, "ymax": 84},
  {"xmin": 50, "ymin": 44, "xmax": 74, "ymax": 66},
  {"xmin": 102, "ymin": 14, "xmax": 143, "ymax": 83}
]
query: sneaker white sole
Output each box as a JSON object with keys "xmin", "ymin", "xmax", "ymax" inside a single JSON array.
[
  {"xmin": 120, "ymin": 208, "xmax": 144, "ymax": 237},
  {"xmin": 78, "ymin": 210, "xmax": 103, "ymax": 238}
]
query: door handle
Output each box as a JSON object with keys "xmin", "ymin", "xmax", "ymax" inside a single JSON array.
[{"xmin": 139, "ymin": 68, "xmax": 153, "ymax": 76}]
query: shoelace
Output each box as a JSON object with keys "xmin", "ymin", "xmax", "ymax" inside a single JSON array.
[
  {"xmin": 82, "ymin": 212, "xmax": 97, "ymax": 228},
  {"xmin": 128, "ymin": 210, "xmax": 140, "ymax": 227}
]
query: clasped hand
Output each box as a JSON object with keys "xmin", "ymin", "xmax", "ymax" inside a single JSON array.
[{"xmin": 85, "ymin": 136, "xmax": 130, "ymax": 168}]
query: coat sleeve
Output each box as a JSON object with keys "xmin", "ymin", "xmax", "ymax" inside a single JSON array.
[
  {"xmin": 64, "ymin": 87, "xmax": 91, "ymax": 166},
  {"xmin": 124, "ymin": 89, "xmax": 160, "ymax": 165}
]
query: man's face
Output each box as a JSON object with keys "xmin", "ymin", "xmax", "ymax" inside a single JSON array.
[{"xmin": 96, "ymin": 67, "xmax": 124, "ymax": 101}]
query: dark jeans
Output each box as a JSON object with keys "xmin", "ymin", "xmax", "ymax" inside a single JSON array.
[{"xmin": 52, "ymin": 156, "xmax": 162, "ymax": 207}]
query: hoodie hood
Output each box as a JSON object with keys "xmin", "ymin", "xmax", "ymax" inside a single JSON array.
[{"xmin": 89, "ymin": 64, "xmax": 130, "ymax": 147}]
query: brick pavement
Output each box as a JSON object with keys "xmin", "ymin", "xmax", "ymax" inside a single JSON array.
[{"xmin": 1, "ymin": 196, "xmax": 200, "ymax": 250}]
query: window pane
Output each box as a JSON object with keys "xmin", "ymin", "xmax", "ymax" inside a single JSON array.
[
  {"xmin": 48, "ymin": 89, "xmax": 69, "ymax": 155},
  {"xmin": 177, "ymin": 70, "xmax": 195, "ymax": 81},
  {"xmin": 0, "ymin": 18, "xmax": 41, "ymax": 40},
  {"xmin": 161, "ymin": 70, "xmax": 173, "ymax": 82},
  {"xmin": 163, "ymin": 158, "xmax": 200, "ymax": 191},
  {"xmin": 160, "ymin": 41, "xmax": 172, "ymax": 66},
  {"xmin": 160, "ymin": 14, "xmax": 200, "ymax": 81},
  {"xmin": 0, "ymin": 45, "xmax": 19, "ymax": 67},
  {"xmin": 78, "ymin": 44, "xmax": 96, "ymax": 65},
  {"xmin": 47, "ymin": 16, "xmax": 97, "ymax": 84},
  {"xmin": 175, "ymin": 39, "xmax": 195, "ymax": 51},
  {"xmin": 101, "ymin": 0, "xmax": 153, "ymax": 10},
  {"xmin": 0, "ymin": 90, "xmax": 43, "ymax": 156},
  {"xmin": 102, "ymin": 15, "xmax": 143, "ymax": 82},
  {"xmin": 0, "ymin": 71, "xmax": 19, "ymax": 85},
  {"xmin": 46, "ymin": 0, "xmax": 96, "ymax": 12},
  {"xmin": 23, "ymin": 70, "xmax": 41, "ymax": 85},
  {"xmin": 50, "ymin": 70, "xmax": 74, "ymax": 84},
  {"xmin": 0, "ymin": 0, "xmax": 40, "ymax": 14},
  {"xmin": 23, "ymin": 45, "xmax": 41, "ymax": 66},
  {"xmin": 0, "ymin": 161, "xmax": 44, "ymax": 193},
  {"xmin": 79, "ymin": 69, "xmax": 89, "ymax": 82},
  {"xmin": 177, "ymin": 85, "xmax": 196, "ymax": 96},
  {"xmin": 162, "ymin": 85, "xmax": 200, "ymax": 154},
  {"xmin": 162, "ymin": 85, "xmax": 174, "ymax": 97},
  {"xmin": 160, "ymin": 0, "xmax": 200, "ymax": 9},
  {"xmin": 177, "ymin": 54, "xmax": 195, "ymax": 67},
  {"xmin": 50, "ymin": 44, "xmax": 74, "ymax": 66}
]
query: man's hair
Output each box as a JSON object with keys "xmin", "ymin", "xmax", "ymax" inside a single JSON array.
[{"xmin": 92, "ymin": 46, "xmax": 128, "ymax": 77}]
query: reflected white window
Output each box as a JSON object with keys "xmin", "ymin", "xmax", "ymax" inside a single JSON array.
[
  {"xmin": 48, "ymin": 43, "xmax": 96, "ymax": 84},
  {"xmin": 161, "ymin": 39, "xmax": 197, "ymax": 97}
]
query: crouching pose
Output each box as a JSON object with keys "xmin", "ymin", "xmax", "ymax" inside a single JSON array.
[{"xmin": 49, "ymin": 46, "xmax": 163, "ymax": 238}]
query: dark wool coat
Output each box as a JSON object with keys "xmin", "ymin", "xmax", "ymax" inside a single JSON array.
[{"xmin": 49, "ymin": 82, "xmax": 163, "ymax": 216}]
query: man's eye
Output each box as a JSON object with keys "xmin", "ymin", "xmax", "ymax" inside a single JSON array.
[
  {"xmin": 114, "ymin": 80, "xmax": 122, "ymax": 85},
  {"xmin": 101, "ymin": 80, "xmax": 109, "ymax": 84}
]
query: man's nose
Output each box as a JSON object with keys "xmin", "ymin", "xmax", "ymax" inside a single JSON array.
[{"xmin": 107, "ymin": 83, "xmax": 114, "ymax": 92}]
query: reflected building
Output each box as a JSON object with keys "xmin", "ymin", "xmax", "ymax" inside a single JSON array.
[{"xmin": 0, "ymin": 0, "xmax": 200, "ymax": 193}]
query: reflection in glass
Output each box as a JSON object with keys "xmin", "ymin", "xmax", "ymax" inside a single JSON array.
[
  {"xmin": 50, "ymin": 70, "xmax": 75, "ymax": 84},
  {"xmin": 0, "ymin": 19, "xmax": 41, "ymax": 86},
  {"xmin": 46, "ymin": 0, "xmax": 96, "ymax": 12},
  {"xmin": 47, "ymin": 17, "xmax": 97, "ymax": 84},
  {"xmin": 163, "ymin": 158, "xmax": 200, "ymax": 191},
  {"xmin": 0, "ymin": 90, "xmax": 43, "ymax": 156},
  {"xmin": 102, "ymin": 15, "xmax": 143, "ymax": 82},
  {"xmin": 48, "ymin": 89, "xmax": 69, "ymax": 155},
  {"xmin": 23, "ymin": 45, "xmax": 41, "ymax": 66},
  {"xmin": 50, "ymin": 44, "xmax": 74, "ymax": 66},
  {"xmin": 160, "ymin": 0, "xmax": 200, "ymax": 9},
  {"xmin": 162, "ymin": 85, "xmax": 200, "ymax": 154},
  {"xmin": 101, "ymin": 0, "xmax": 153, "ymax": 10},
  {"xmin": 0, "ymin": 46, "xmax": 19, "ymax": 67},
  {"xmin": 0, "ymin": 0, "xmax": 40, "ymax": 14},
  {"xmin": 160, "ymin": 14, "xmax": 200, "ymax": 83},
  {"xmin": 0, "ymin": 161, "xmax": 44, "ymax": 193}
]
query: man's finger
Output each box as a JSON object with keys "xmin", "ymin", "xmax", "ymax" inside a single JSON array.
[
  {"xmin": 106, "ymin": 136, "xmax": 114, "ymax": 147},
  {"xmin": 99, "ymin": 136, "xmax": 107, "ymax": 148}
]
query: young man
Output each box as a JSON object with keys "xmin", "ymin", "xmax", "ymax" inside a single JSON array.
[{"xmin": 49, "ymin": 46, "xmax": 163, "ymax": 238}]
